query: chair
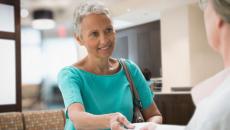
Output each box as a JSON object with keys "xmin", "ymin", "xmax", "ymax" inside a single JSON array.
[
  {"xmin": 22, "ymin": 109, "xmax": 65, "ymax": 130},
  {"xmin": 0, "ymin": 112, "xmax": 24, "ymax": 130}
]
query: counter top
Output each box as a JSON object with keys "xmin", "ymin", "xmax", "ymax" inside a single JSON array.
[{"xmin": 154, "ymin": 91, "xmax": 191, "ymax": 95}]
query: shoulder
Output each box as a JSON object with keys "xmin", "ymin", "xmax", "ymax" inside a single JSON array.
[
  {"xmin": 58, "ymin": 66, "xmax": 81, "ymax": 82},
  {"xmin": 72, "ymin": 58, "xmax": 86, "ymax": 70},
  {"xmin": 58, "ymin": 66, "xmax": 77, "ymax": 76},
  {"xmin": 121, "ymin": 58, "xmax": 139, "ymax": 71},
  {"xmin": 119, "ymin": 58, "xmax": 142, "ymax": 77},
  {"xmin": 194, "ymin": 86, "xmax": 230, "ymax": 125},
  {"xmin": 57, "ymin": 66, "xmax": 85, "ymax": 90}
]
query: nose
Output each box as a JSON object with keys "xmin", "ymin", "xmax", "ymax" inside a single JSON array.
[{"xmin": 99, "ymin": 33, "xmax": 109, "ymax": 44}]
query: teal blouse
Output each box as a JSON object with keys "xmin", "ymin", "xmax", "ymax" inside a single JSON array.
[{"xmin": 58, "ymin": 59, "xmax": 154, "ymax": 130}]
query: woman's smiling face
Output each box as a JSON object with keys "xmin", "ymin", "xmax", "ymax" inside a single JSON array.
[{"xmin": 76, "ymin": 13, "xmax": 116, "ymax": 59}]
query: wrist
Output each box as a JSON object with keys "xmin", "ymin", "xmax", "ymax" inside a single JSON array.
[
  {"xmin": 147, "ymin": 115, "xmax": 163, "ymax": 124},
  {"xmin": 103, "ymin": 113, "xmax": 118, "ymax": 128}
]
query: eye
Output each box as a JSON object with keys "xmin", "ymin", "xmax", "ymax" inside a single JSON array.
[
  {"xmin": 105, "ymin": 27, "xmax": 113, "ymax": 34},
  {"xmin": 90, "ymin": 31, "xmax": 99, "ymax": 38}
]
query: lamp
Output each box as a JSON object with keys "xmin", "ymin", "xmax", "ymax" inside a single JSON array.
[{"xmin": 32, "ymin": 9, "xmax": 55, "ymax": 30}]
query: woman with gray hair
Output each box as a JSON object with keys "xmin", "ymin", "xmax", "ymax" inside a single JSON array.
[
  {"xmin": 186, "ymin": 0, "xmax": 230, "ymax": 129},
  {"xmin": 115, "ymin": 0, "xmax": 230, "ymax": 129},
  {"xmin": 58, "ymin": 1, "xmax": 162, "ymax": 130}
]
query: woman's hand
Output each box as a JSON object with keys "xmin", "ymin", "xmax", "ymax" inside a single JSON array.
[
  {"xmin": 142, "ymin": 103, "xmax": 162, "ymax": 124},
  {"xmin": 110, "ymin": 113, "xmax": 135, "ymax": 130}
]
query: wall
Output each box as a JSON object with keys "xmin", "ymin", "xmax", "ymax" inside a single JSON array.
[
  {"xmin": 188, "ymin": 4, "xmax": 223, "ymax": 85},
  {"xmin": 115, "ymin": 21, "xmax": 162, "ymax": 77},
  {"xmin": 161, "ymin": 5, "xmax": 191, "ymax": 92},
  {"xmin": 161, "ymin": 3, "xmax": 223, "ymax": 92}
]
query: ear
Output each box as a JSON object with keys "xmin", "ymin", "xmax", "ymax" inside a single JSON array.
[
  {"xmin": 217, "ymin": 17, "xmax": 224, "ymax": 30},
  {"xmin": 74, "ymin": 33, "xmax": 84, "ymax": 46}
]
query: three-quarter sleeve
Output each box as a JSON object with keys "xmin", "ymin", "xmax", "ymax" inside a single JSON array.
[{"xmin": 58, "ymin": 67, "xmax": 84, "ymax": 111}]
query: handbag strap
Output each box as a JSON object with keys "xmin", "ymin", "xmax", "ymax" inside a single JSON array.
[{"xmin": 119, "ymin": 59, "xmax": 143, "ymax": 111}]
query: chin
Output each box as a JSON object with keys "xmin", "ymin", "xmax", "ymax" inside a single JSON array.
[
  {"xmin": 101, "ymin": 53, "xmax": 113, "ymax": 58},
  {"xmin": 98, "ymin": 49, "xmax": 114, "ymax": 58}
]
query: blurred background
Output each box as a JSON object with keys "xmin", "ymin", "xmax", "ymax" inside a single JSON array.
[{"xmin": 17, "ymin": 0, "xmax": 223, "ymax": 111}]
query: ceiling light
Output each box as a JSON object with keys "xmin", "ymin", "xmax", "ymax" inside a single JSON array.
[
  {"xmin": 21, "ymin": 8, "xmax": 29, "ymax": 18},
  {"xmin": 32, "ymin": 9, "xmax": 55, "ymax": 30}
]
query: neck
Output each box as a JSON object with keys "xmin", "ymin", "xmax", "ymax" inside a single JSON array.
[
  {"xmin": 220, "ymin": 24, "xmax": 230, "ymax": 68},
  {"xmin": 85, "ymin": 55, "xmax": 115, "ymax": 74},
  {"xmin": 223, "ymin": 53, "xmax": 230, "ymax": 68}
]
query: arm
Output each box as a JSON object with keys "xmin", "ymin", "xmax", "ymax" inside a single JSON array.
[
  {"xmin": 142, "ymin": 103, "xmax": 162, "ymax": 124},
  {"xmin": 68, "ymin": 103, "xmax": 134, "ymax": 130}
]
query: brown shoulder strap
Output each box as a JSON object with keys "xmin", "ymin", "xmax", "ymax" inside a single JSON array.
[{"xmin": 119, "ymin": 59, "xmax": 142, "ymax": 109}]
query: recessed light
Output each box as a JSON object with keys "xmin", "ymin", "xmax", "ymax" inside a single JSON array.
[
  {"xmin": 32, "ymin": 9, "xmax": 55, "ymax": 30},
  {"xmin": 21, "ymin": 8, "xmax": 29, "ymax": 18}
]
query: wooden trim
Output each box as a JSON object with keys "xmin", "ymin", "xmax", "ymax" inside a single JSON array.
[
  {"xmin": 0, "ymin": 0, "xmax": 21, "ymax": 112},
  {"xmin": 0, "ymin": 31, "xmax": 15, "ymax": 39},
  {"xmin": 0, "ymin": 105, "xmax": 18, "ymax": 112},
  {"xmin": 15, "ymin": 0, "xmax": 22, "ymax": 112},
  {"xmin": 0, "ymin": 0, "xmax": 14, "ymax": 5},
  {"xmin": 0, "ymin": 105, "xmax": 20, "ymax": 112}
]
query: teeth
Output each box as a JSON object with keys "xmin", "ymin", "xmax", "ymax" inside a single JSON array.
[{"xmin": 99, "ymin": 46, "xmax": 109, "ymax": 50}]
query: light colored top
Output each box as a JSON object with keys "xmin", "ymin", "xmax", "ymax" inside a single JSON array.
[
  {"xmin": 58, "ymin": 59, "xmax": 154, "ymax": 130},
  {"xmin": 186, "ymin": 68, "xmax": 230, "ymax": 130}
]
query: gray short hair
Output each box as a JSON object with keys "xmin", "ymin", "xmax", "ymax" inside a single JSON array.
[
  {"xmin": 212, "ymin": 0, "xmax": 230, "ymax": 23},
  {"xmin": 73, "ymin": 1, "xmax": 112, "ymax": 36}
]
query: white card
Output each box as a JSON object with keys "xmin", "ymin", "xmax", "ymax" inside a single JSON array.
[
  {"xmin": 133, "ymin": 123, "xmax": 185, "ymax": 130},
  {"xmin": 133, "ymin": 123, "xmax": 148, "ymax": 130}
]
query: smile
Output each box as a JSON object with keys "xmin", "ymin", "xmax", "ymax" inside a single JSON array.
[{"xmin": 98, "ymin": 45, "xmax": 111, "ymax": 50}]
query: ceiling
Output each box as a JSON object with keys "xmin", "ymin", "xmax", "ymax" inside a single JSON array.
[{"xmin": 21, "ymin": 0, "xmax": 196, "ymax": 30}]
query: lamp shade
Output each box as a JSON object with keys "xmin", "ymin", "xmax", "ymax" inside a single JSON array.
[{"xmin": 32, "ymin": 9, "xmax": 55, "ymax": 30}]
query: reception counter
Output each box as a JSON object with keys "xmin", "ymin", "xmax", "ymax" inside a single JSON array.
[{"xmin": 154, "ymin": 92, "xmax": 195, "ymax": 125}]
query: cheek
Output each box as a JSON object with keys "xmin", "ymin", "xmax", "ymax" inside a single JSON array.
[
  {"xmin": 204, "ymin": 13, "xmax": 217, "ymax": 50},
  {"xmin": 203, "ymin": 2, "xmax": 220, "ymax": 52},
  {"xmin": 205, "ymin": 22, "xmax": 214, "ymax": 45},
  {"xmin": 205, "ymin": 23, "xmax": 219, "ymax": 51},
  {"xmin": 84, "ymin": 40, "xmax": 98, "ymax": 52},
  {"xmin": 109, "ymin": 33, "xmax": 116, "ymax": 44}
]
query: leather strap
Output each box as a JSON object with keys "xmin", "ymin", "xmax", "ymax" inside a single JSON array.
[{"xmin": 119, "ymin": 59, "xmax": 143, "ymax": 111}]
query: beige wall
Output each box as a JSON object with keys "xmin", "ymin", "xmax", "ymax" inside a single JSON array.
[
  {"xmin": 161, "ymin": 4, "xmax": 191, "ymax": 92},
  {"xmin": 188, "ymin": 4, "xmax": 223, "ymax": 86},
  {"xmin": 160, "ymin": 3, "xmax": 223, "ymax": 92}
]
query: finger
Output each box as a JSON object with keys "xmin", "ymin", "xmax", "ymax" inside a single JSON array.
[
  {"xmin": 123, "ymin": 120, "xmax": 135, "ymax": 129},
  {"xmin": 124, "ymin": 123, "xmax": 135, "ymax": 129},
  {"xmin": 117, "ymin": 116, "xmax": 135, "ymax": 129},
  {"xmin": 110, "ymin": 115, "xmax": 125, "ymax": 130},
  {"xmin": 111, "ymin": 121, "xmax": 124, "ymax": 130}
]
